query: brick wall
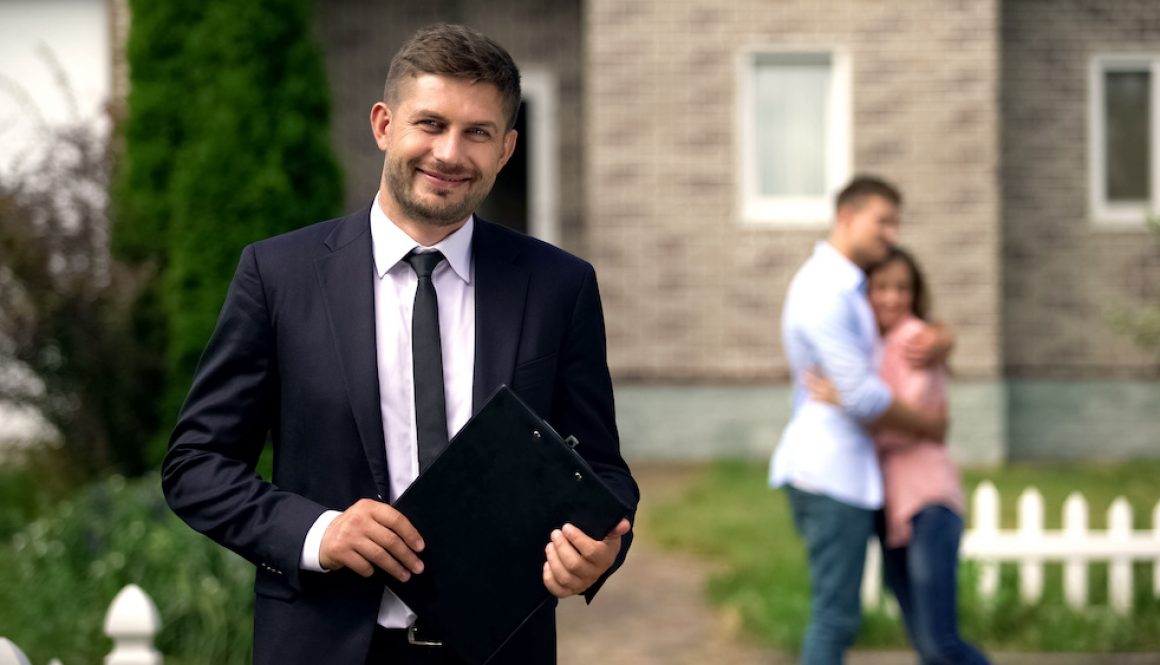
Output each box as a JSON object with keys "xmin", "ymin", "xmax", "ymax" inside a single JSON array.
[
  {"xmin": 314, "ymin": 0, "xmax": 587, "ymax": 252},
  {"xmin": 587, "ymin": 0, "xmax": 1003, "ymax": 381},
  {"xmin": 1001, "ymin": 0, "xmax": 1160, "ymax": 377}
]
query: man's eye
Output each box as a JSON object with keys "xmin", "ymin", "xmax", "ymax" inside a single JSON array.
[{"xmin": 468, "ymin": 128, "xmax": 491, "ymax": 138}]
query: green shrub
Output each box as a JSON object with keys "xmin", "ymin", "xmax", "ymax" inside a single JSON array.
[
  {"xmin": 0, "ymin": 465, "xmax": 44, "ymax": 541},
  {"xmin": 0, "ymin": 473, "xmax": 254, "ymax": 665}
]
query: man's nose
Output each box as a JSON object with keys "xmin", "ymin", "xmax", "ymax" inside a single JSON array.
[{"xmin": 432, "ymin": 132, "xmax": 463, "ymax": 163}]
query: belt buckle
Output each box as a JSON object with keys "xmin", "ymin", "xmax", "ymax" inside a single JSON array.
[{"xmin": 407, "ymin": 624, "xmax": 443, "ymax": 647}]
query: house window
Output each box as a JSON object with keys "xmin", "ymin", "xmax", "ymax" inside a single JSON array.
[
  {"xmin": 1089, "ymin": 55, "xmax": 1160, "ymax": 226},
  {"xmin": 739, "ymin": 49, "xmax": 851, "ymax": 226}
]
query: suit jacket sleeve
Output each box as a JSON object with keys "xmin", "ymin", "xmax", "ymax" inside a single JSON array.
[
  {"xmin": 161, "ymin": 244, "xmax": 326, "ymax": 592},
  {"xmin": 550, "ymin": 264, "xmax": 639, "ymax": 602}
]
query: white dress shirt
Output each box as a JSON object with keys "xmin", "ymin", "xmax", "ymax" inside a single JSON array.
[
  {"xmin": 299, "ymin": 193, "xmax": 476, "ymax": 628},
  {"xmin": 769, "ymin": 241, "xmax": 893, "ymax": 510}
]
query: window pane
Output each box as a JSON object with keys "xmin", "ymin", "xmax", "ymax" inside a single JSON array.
[
  {"xmin": 1104, "ymin": 69, "xmax": 1151, "ymax": 203},
  {"xmin": 753, "ymin": 54, "xmax": 830, "ymax": 197}
]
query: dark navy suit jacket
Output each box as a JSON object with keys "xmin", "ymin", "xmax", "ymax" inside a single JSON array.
[{"xmin": 161, "ymin": 207, "xmax": 638, "ymax": 664}]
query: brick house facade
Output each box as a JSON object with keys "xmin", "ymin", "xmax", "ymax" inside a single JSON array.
[{"xmin": 311, "ymin": 0, "xmax": 1160, "ymax": 462}]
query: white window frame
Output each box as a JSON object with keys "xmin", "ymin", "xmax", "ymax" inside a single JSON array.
[
  {"xmin": 1088, "ymin": 54, "xmax": 1160, "ymax": 228},
  {"xmin": 736, "ymin": 46, "xmax": 852, "ymax": 227},
  {"xmin": 518, "ymin": 69, "xmax": 560, "ymax": 245}
]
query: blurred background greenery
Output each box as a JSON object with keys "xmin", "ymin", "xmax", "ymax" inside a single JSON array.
[
  {"xmin": 0, "ymin": 0, "xmax": 339, "ymax": 662},
  {"xmin": 649, "ymin": 460, "xmax": 1160, "ymax": 654}
]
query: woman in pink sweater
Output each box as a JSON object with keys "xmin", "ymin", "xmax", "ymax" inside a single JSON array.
[{"xmin": 812, "ymin": 247, "xmax": 989, "ymax": 664}]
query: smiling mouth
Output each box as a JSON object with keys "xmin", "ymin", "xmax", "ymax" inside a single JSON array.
[{"xmin": 417, "ymin": 168, "xmax": 472, "ymax": 186}]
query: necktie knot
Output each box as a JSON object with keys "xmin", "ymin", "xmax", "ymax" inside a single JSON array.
[{"xmin": 404, "ymin": 250, "xmax": 445, "ymax": 280}]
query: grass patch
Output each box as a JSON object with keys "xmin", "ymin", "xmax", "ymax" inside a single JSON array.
[{"xmin": 648, "ymin": 459, "xmax": 1160, "ymax": 653}]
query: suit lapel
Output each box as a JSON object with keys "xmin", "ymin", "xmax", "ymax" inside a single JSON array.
[
  {"xmin": 472, "ymin": 220, "xmax": 530, "ymax": 412},
  {"xmin": 314, "ymin": 208, "xmax": 390, "ymax": 499}
]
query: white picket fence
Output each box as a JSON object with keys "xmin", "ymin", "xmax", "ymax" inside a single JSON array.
[
  {"xmin": 862, "ymin": 481, "xmax": 1160, "ymax": 613},
  {"xmin": 0, "ymin": 584, "xmax": 161, "ymax": 665}
]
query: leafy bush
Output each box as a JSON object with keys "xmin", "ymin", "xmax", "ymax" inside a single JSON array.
[{"xmin": 0, "ymin": 473, "xmax": 254, "ymax": 665}]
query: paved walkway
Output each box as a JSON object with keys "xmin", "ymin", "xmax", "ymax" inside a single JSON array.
[{"xmin": 556, "ymin": 463, "xmax": 1160, "ymax": 665}]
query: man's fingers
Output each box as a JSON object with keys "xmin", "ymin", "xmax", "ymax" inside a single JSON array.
[
  {"xmin": 543, "ymin": 562, "xmax": 570, "ymax": 598},
  {"xmin": 544, "ymin": 542, "xmax": 582, "ymax": 591},
  {"xmin": 319, "ymin": 499, "xmax": 425, "ymax": 577},
  {"xmin": 560, "ymin": 521, "xmax": 626, "ymax": 561},
  {"xmin": 366, "ymin": 502, "xmax": 425, "ymax": 552},
  {"xmin": 328, "ymin": 545, "xmax": 375, "ymax": 578},
  {"xmin": 364, "ymin": 522, "xmax": 425, "ymax": 575},
  {"xmin": 608, "ymin": 519, "xmax": 631, "ymax": 538},
  {"xmin": 551, "ymin": 529, "xmax": 600, "ymax": 576},
  {"xmin": 353, "ymin": 538, "xmax": 414, "ymax": 582},
  {"xmin": 906, "ymin": 331, "xmax": 938, "ymax": 366}
]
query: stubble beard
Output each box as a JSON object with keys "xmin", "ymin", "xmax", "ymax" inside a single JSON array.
[{"xmin": 386, "ymin": 155, "xmax": 492, "ymax": 228}]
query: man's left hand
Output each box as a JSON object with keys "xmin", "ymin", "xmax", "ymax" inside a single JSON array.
[
  {"xmin": 905, "ymin": 323, "xmax": 955, "ymax": 367},
  {"xmin": 542, "ymin": 518, "xmax": 631, "ymax": 598}
]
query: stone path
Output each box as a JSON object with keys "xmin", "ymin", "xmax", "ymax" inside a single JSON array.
[
  {"xmin": 556, "ymin": 463, "xmax": 1160, "ymax": 665},
  {"xmin": 557, "ymin": 463, "xmax": 780, "ymax": 665}
]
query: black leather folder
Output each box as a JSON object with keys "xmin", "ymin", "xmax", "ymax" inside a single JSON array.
[{"xmin": 379, "ymin": 385, "xmax": 631, "ymax": 664}]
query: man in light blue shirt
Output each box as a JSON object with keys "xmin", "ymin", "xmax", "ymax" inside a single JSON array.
[{"xmin": 771, "ymin": 176, "xmax": 948, "ymax": 665}]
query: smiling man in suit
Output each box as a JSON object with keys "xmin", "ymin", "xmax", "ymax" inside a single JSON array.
[{"xmin": 162, "ymin": 23, "xmax": 638, "ymax": 665}]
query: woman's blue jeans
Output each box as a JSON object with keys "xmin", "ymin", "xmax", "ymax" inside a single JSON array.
[{"xmin": 882, "ymin": 504, "xmax": 991, "ymax": 665}]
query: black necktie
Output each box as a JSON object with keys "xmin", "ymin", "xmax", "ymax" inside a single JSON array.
[{"xmin": 404, "ymin": 250, "xmax": 449, "ymax": 472}]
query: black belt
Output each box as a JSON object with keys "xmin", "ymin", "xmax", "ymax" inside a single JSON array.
[{"xmin": 375, "ymin": 622, "xmax": 443, "ymax": 648}]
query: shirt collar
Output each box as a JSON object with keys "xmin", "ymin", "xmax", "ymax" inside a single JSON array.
[
  {"xmin": 813, "ymin": 241, "xmax": 867, "ymax": 293},
  {"xmin": 370, "ymin": 192, "xmax": 473, "ymax": 283}
]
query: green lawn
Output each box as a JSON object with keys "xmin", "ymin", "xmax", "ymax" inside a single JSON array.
[{"xmin": 647, "ymin": 459, "xmax": 1160, "ymax": 653}]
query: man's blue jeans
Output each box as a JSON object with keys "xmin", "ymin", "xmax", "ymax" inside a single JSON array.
[
  {"xmin": 785, "ymin": 485, "xmax": 874, "ymax": 665},
  {"xmin": 882, "ymin": 504, "xmax": 991, "ymax": 665}
]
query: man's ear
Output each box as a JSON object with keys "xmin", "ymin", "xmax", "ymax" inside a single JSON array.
[
  {"xmin": 497, "ymin": 129, "xmax": 518, "ymax": 170},
  {"xmin": 370, "ymin": 102, "xmax": 391, "ymax": 151},
  {"xmin": 834, "ymin": 204, "xmax": 852, "ymax": 228}
]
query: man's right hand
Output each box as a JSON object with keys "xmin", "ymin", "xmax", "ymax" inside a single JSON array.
[{"xmin": 319, "ymin": 499, "xmax": 425, "ymax": 581}]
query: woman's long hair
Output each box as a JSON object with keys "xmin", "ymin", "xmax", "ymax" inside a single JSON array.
[{"xmin": 870, "ymin": 246, "xmax": 930, "ymax": 321}]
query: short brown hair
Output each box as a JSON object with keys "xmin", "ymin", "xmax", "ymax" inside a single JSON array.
[
  {"xmin": 383, "ymin": 23, "xmax": 522, "ymax": 130},
  {"xmin": 835, "ymin": 175, "xmax": 902, "ymax": 212}
]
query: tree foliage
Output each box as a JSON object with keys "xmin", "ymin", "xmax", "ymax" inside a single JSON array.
[
  {"xmin": 0, "ymin": 118, "xmax": 164, "ymax": 477},
  {"xmin": 113, "ymin": 0, "xmax": 344, "ymax": 447}
]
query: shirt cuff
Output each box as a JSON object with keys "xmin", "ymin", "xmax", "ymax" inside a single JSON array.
[
  {"xmin": 300, "ymin": 510, "xmax": 342, "ymax": 572},
  {"xmin": 849, "ymin": 378, "xmax": 894, "ymax": 423}
]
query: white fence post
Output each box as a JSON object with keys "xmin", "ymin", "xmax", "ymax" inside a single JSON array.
[
  {"xmin": 103, "ymin": 584, "xmax": 162, "ymax": 665},
  {"xmin": 1108, "ymin": 498, "xmax": 1133, "ymax": 613},
  {"xmin": 1153, "ymin": 501, "xmax": 1160, "ymax": 599},
  {"xmin": 1018, "ymin": 487, "xmax": 1045, "ymax": 603},
  {"xmin": 871, "ymin": 482, "xmax": 1160, "ymax": 614},
  {"xmin": 973, "ymin": 481, "xmax": 1001, "ymax": 602},
  {"xmin": 1062, "ymin": 492, "xmax": 1089, "ymax": 609},
  {"xmin": 861, "ymin": 535, "xmax": 881, "ymax": 608},
  {"xmin": 0, "ymin": 639, "xmax": 31, "ymax": 665}
]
